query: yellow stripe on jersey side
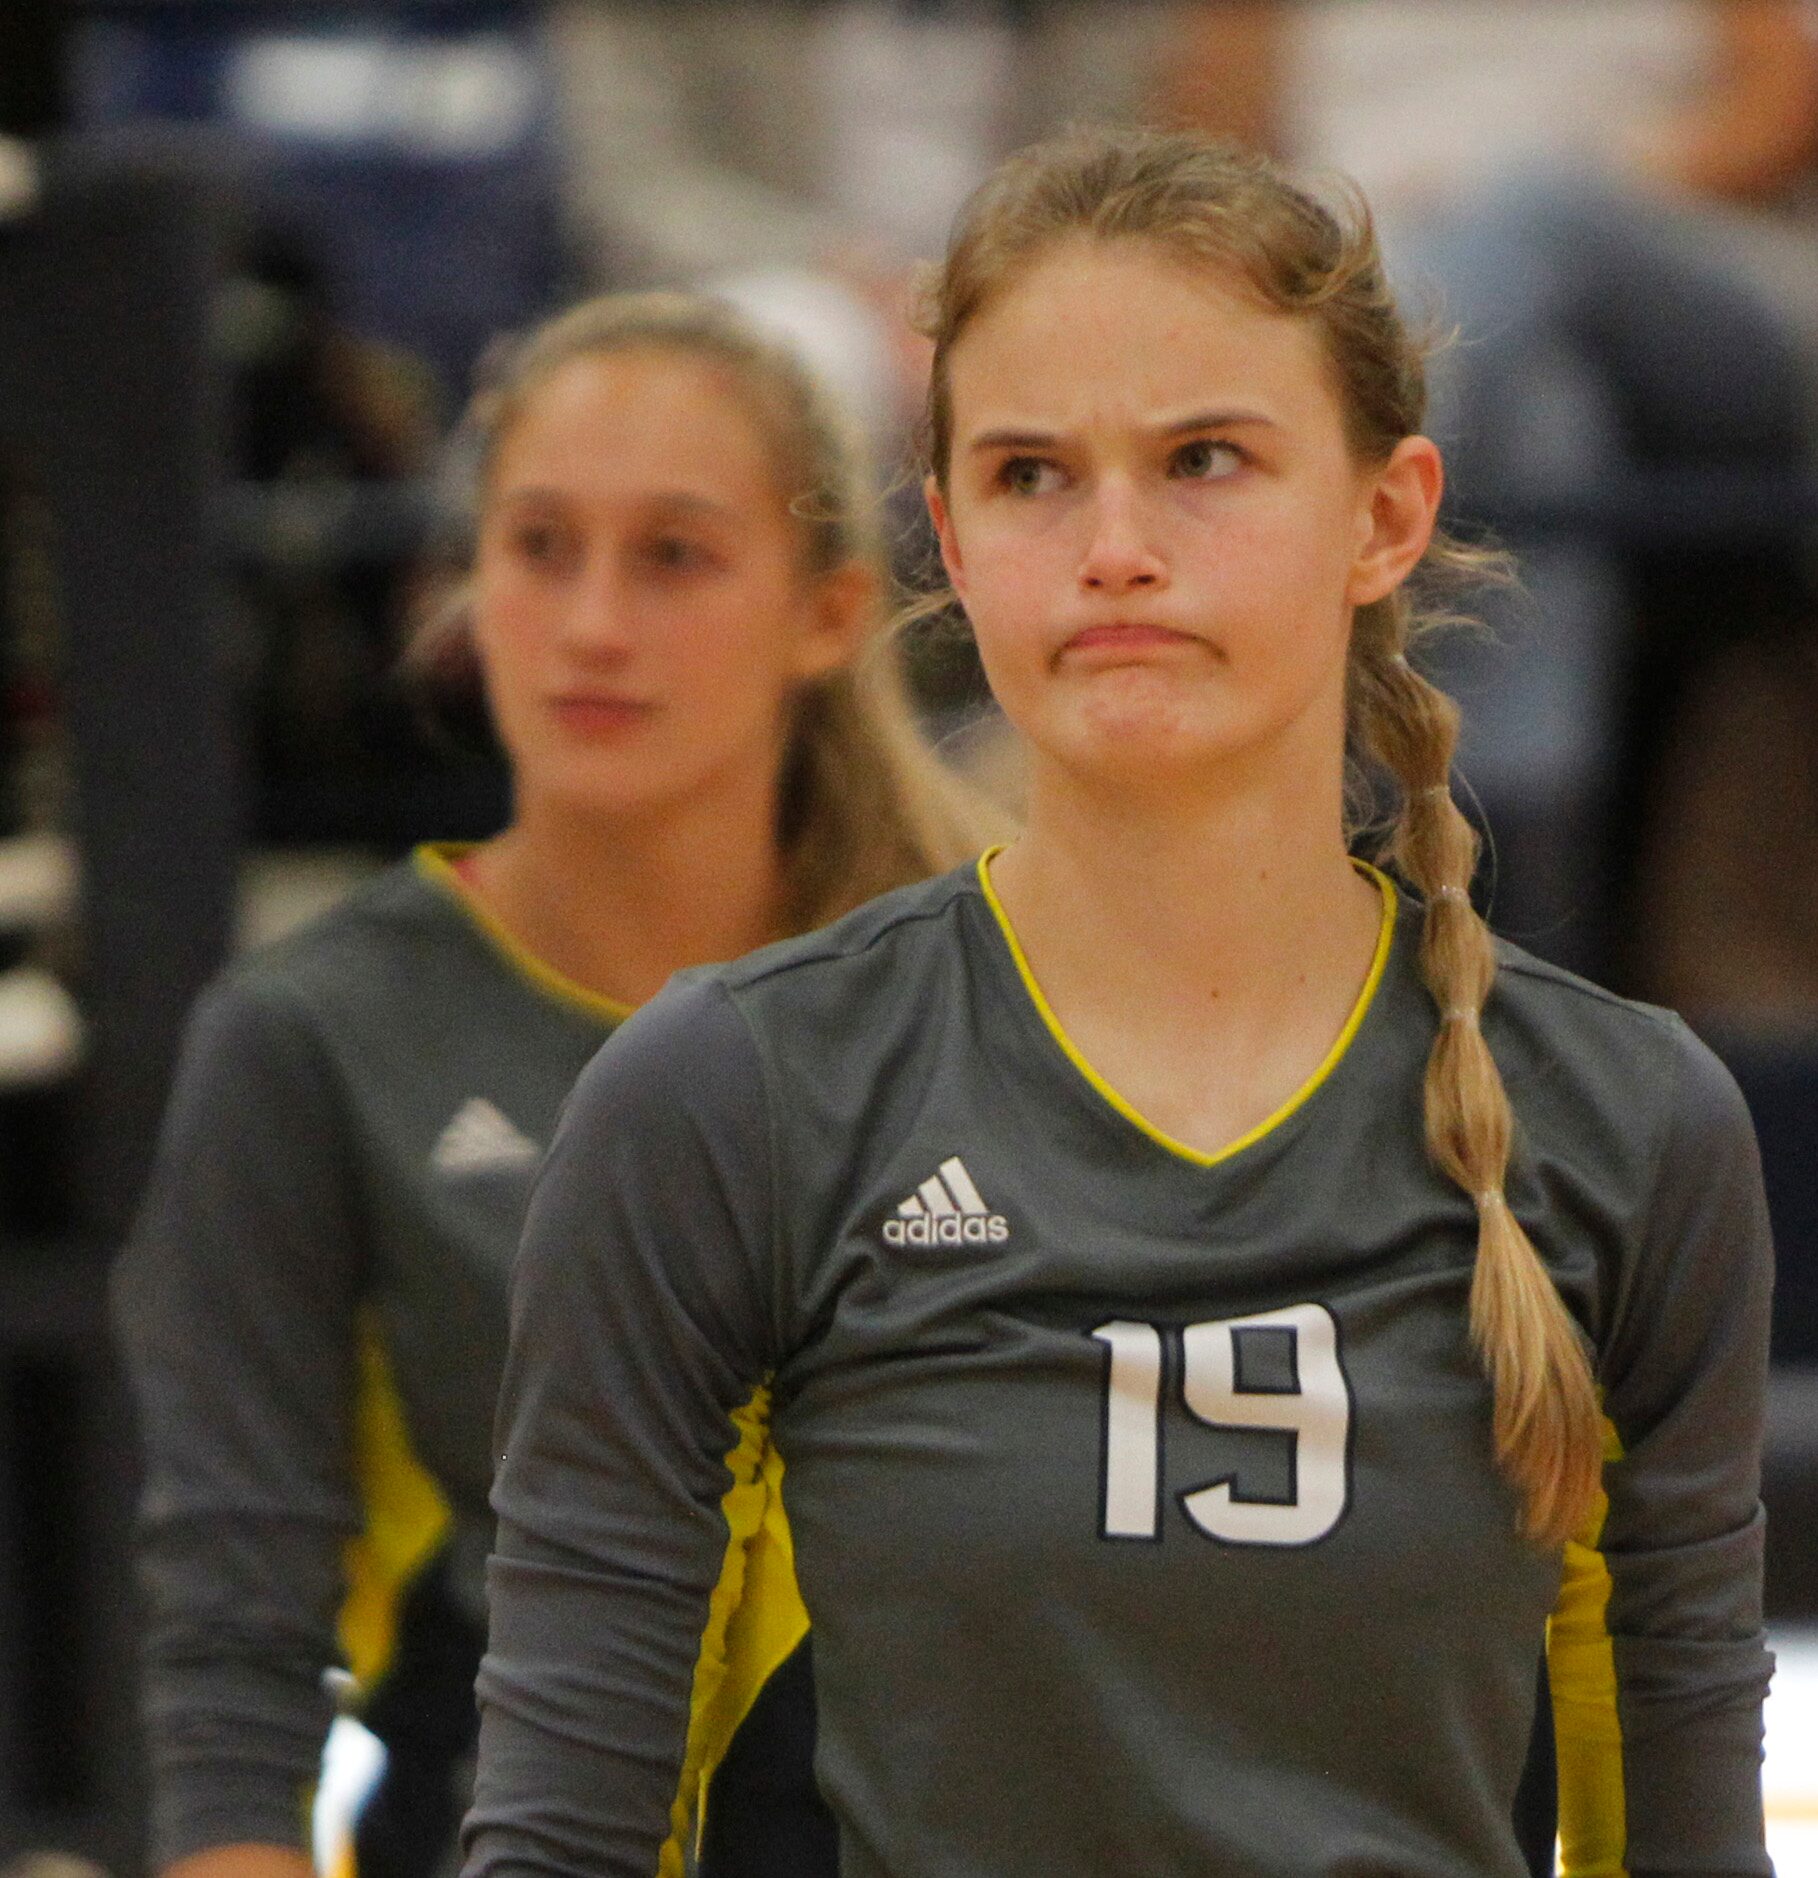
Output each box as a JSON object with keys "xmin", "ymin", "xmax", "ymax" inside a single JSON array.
[
  {"xmin": 414, "ymin": 843, "xmax": 634, "ymax": 1026},
  {"xmin": 976, "ymin": 848, "xmax": 1398, "ymax": 1168},
  {"xmin": 337, "ymin": 1314, "xmax": 453, "ymax": 1690},
  {"xmin": 1549, "ymin": 1414, "xmax": 1629, "ymax": 1878},
  {"xmin": 659, "ymin": 1387, "xmax": 811, "ymax": 1878}
]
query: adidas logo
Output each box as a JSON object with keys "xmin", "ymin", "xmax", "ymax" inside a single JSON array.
[
  {"xmin": 884, "ymin": 1156, "xmax": 1009, "ymax": 1247},
  {"xmin": 431, "ymin": 1098, "xmax": 541, "ymax": 1176}
]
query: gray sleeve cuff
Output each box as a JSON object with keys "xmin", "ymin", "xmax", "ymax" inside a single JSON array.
[{"xmin": 147, "ymin": 1666, "xmax": 334, "ymax": 1868}]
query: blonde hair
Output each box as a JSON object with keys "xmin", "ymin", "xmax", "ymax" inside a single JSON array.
[
  {"xmin": 417, "ymin": 290, "xmax": 991, "ymax": 932},
  {"xmin": 917, "ymin": 127, "xmax": 1599, "ymax": 1547}
]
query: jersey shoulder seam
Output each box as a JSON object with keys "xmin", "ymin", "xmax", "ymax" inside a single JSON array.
[
  {"xmin": 702, "ymin": 978, "xmax": 792, "ymax": 1362},
  {"xmin": 1493, "ymin": 941, "xmax": 1683, "ymax": 1040},
  {"xmin": 224, "ymin": 864, "xmax": 472, "ymax": 1020},
  {"xmin": 717, "ymin": 870, "xmax": 977, "ymax": 995}
]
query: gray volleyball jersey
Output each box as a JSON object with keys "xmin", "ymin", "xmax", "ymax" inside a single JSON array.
[
  {"xmin": 469, "ymin": 857, "xmax": 1775, "ymax": 1878},
  {"xmin": 115, "ymin": 849, "xmax": 626, "ymax": 1866}
]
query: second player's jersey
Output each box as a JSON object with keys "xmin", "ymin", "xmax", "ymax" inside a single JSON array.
[
  {"xmin": 117, "ymin": 848, "xmax": 830, "ymax": 1878},
  {"xmin": 470, "ymin": 857, "xmax": 1774, "ymax": 1878},
  {"xmin": 115, "ymin": 848, "xmax": 623, "ymax": 1865}
]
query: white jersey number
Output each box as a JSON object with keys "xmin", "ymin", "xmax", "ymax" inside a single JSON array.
[{"xmin": 1091, "ymin": 1304, "xmax": 1351, "ymax": 1547}]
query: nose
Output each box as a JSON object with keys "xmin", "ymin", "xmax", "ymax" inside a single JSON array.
[
  {"xmin": 1078, "ymin": 478, "xmax": 1168, "ymax": 595},
  {"xmin": 554, "ymin": 557, "xmax": 635, "ymax": 663}
]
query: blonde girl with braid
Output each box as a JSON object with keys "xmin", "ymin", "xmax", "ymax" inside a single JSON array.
[{"xmin": 467, "ymin": 129, "xmax": 1776, "ymax": 1878}]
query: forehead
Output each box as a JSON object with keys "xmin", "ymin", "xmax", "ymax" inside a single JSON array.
[
  {"xmin": 491, "ymin": 347, "xmax": 782, "ymax": 509},
  {"xmin": 946, "ymin": 238, "xmax": 1341, "ymax": 439}
]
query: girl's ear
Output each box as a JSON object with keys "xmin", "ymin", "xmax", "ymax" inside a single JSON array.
[
  {"xmin": 1347, "ymin": 435, "xmax": 1443, "ymax": 608},
  {"xmin": 793, "ymin": 558, "xmax": 877, "ymax": 683},
  {"xmin": 925, "ymin": 476, "xmax": 969, "ymax": 604}
]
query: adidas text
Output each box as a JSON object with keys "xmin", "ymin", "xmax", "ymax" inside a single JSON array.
[
  {"xmin": 886, "ymin": 1155, "xmax": 1009, "ymax": 1246},
  {"xmin": 885, "ymin": 1213, "xmax": 1009, "ymax": 1247}
]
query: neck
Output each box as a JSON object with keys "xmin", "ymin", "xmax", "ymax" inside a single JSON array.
[
  {"xmin": 469, "ymin": 771, "xmax": 789, "ymax": 1009},
  {"xmin": 984, "ymin": 737, "xmax": 1386, "ymax": 1159},
  {"xmin": 993, "ymin": 735, "xmax": 1375, "ymax": 1012}
]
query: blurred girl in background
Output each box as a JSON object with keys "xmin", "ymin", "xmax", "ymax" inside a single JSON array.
[{"xmin": 116, "ymin": 293, "xmax": 988, "ymax": 1878}]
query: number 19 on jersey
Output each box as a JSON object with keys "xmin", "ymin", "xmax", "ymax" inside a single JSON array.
[{"xmin": 1091, "ymin": 1303, "xmax": 1352, "ymax": 1547}]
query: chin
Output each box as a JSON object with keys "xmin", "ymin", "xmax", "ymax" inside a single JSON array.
[
  {"xmin": 1059, "ymin": 691, "xmax": 1252, "ymax": 769},
  {"xmin": 1043, "ymin": 667, "xmax": 1337, "ymax": 789},
  {"xmin": 529, "ymin": 758, "xmax": 683, "ymax": 824}
]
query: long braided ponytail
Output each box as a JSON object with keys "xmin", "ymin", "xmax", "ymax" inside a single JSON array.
[
  {"xmin": 1352, "ymin": 598, "xmax": 1602, "ymax": 1545},
  {"xmin": 917, "ymin": 125, "xmax": 1603, "ymax": 1546}
]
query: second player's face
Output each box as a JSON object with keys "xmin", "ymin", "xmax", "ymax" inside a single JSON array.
[
  {"xmin": 928, "ymin": 239, "xmax": 1428, "ymax": 796},
  {"xmin": 473, "ymin": 349, "xmax": 857, "ymax": 825}
]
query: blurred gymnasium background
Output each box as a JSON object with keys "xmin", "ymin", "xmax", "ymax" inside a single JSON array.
[{"xmin": 1, "ymin": 2, "xmax": 1816, "ymax": 1872}]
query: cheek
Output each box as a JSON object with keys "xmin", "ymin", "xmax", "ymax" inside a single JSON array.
[
  {"xmin": 1193, "ymin": 491, "xmax": 1360, "ymax": 657},
  {"xmin": 950, "ymin": 528, "xmax": 1056, "ymax": 673},
  {"xmin": 470, "ymin": 573, "xmax": 543, "ymax": 704},
  {"xmin": 656, "ymin": 570, "xmax": 805, "ymax": 722}
]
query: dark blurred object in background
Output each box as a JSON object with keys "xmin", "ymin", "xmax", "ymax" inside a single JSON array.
[
  {"xmin": 213, "ymin": 218, "xmax": 509, "ymax": 843},
  {"xmin": 0, "ymin": 0, "xmax": 69, "ymax": 140},
  {"xmin": 0, "ymin": 104, "xmax": 245, "ymax": 1878},
  {"xmin": 64, "ymin": 2, "xmax": 549, "ymax": 847},
  {"xmin": 74, "ymin": 0, "xmax": 566, "ymax": 400}
]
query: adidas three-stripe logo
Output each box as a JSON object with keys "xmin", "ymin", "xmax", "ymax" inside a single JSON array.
[
  {"xmin": 431, "ymin": 1097, "xmax": 540, "ymax": 1175},
  {"xmin": 884, "ymin": 1156, "xmax": 1010, "ymax": 1247}
]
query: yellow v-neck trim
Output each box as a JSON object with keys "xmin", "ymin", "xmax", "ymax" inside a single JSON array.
[
  {"xmin": 414, "ymin": 843, "xmax": 635, "ymax": 1026},
  {"xmin": 976, "ymin": 846, "xmax": 1398, "ymax": 1169}
]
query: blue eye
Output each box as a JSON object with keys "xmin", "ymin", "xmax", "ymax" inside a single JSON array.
[{"xmin": 1173, "ymin": 439, "xmax": 1243, "ymax": 480}]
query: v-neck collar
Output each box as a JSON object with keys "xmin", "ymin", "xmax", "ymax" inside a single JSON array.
[
  {"xmin": 414, "ymin": 843, "xmax": 634, "ymax": 1027},
  {"xmin": 973, "ymin": 847, "xmax": 1399, "ymax": 1171}
]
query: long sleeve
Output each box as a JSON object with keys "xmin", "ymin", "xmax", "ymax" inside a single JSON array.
[
  {"xmin": 464, "ymin": 976, "xmax": 782, "ymax": 1878},
  {"xmin": 113, "ymin": 974, "xmax": 366, "ymax": 1868},
  {"xmin": 1553, "ymin": 1018, "xmax": 1775, "ymax": 1878}
]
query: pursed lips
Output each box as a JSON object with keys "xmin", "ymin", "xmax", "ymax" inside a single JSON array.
[{"xmin": 1055, "ymin": 621, "xmax": 1219, "ymax": 666}]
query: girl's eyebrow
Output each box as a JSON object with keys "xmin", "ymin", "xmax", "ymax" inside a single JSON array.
[
  {"xmin": 1156, "ymin": 408, "xmax": 1278, "ymax": 437},
  {"xmin": 495, "ymin": 485, "xmax": 739, "ymax": 522},
  {"xmin": 966, "ymin": 409, "xmax": 1279, "ymax": 453},
  {"xmin": 967, "ymin": 428, "xmax": 1060, "ymax": 454}
]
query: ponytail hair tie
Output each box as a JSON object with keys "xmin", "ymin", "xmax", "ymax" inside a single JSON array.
[
  {"xmin": 1472, "ymin": 1188, "xmax": 1506, "ymax": 1214},
  {"xmin": 1433, "ymin": 883, "xmax": 1471, "ymax": 906},
  {"xmin": 1420, "ymin": 785, "xmax": 1453, "ymax": 802},
  {"xmin": 1441, "ymin": 1005, "xmax": 1480, "ymax": 1027}
]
